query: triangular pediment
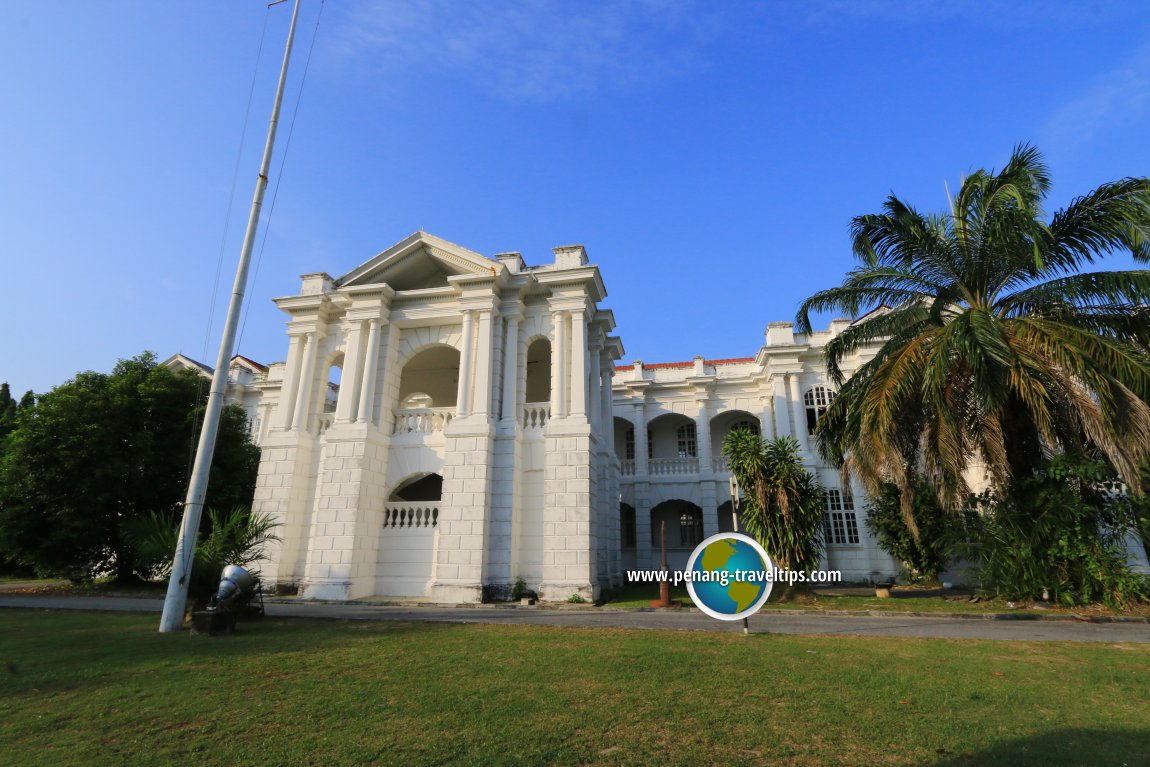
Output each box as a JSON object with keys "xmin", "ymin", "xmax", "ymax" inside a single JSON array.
[{"xmin": 336, "ymin": 231, "xmax": 498, "ymax": 291}]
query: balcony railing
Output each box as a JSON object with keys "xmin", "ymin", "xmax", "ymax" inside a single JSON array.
[
  {"xmin": 316, "ymin": 413, "xmax": 334, "ymax": 435},
  {"xmin": 619, "ymin": 459, "xmax": 636, "ymax": 476},
  {"xmin": 392, "ymin": 407, "xmax": 454, "ymax": 435},
  {"xmin": 648, "ymin": 457, "xmax": 699, "ymax": 475},
  {"xmin": 383, "ymin": 503, "xmax": 439, "ymax": 529},
  {"xmin": 522, "ymin": 402, "xmax": 550, "ymax": 430},
  {"xmin": 712, "ymin": 455, "xmax": 729, "ymax": 473}
]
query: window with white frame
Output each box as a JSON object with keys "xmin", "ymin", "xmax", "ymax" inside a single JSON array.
[
  {"xmin": 676, "ymin": 422, "xmax": 697, "ymax": 458},
  {"xmin": 824, "ymin": 488, "xmax": 859, "ymax": 545},
  {"xmin": 804, "ymin": 386, "xmax": 836, "ymax": 434},
  {"xmin": 730, "ymin": 419, "xmax": 760, "ymax": 437},
  {"xmin": 624, "ymin": 427, "xmax": 635, "ymax": 460},
  {"xmin": 679, "ymin": 509, "xmax": 703, "ymax": 547}
]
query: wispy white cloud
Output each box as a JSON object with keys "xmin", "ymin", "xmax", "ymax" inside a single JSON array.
[
  {"xmin": 1039, "ymin": 41, "xmax": 1150, "ymax": 152},
  {"xmin": 329, "ymin": 0, "xmax": 729, "ymax": 102}
]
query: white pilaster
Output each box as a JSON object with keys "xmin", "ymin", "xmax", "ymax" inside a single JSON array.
[
  {"xmin": 599, "ymin": 361, "xmax": 613, "ymax": 448},
  {"xmin": 457, "ymin": 310, "xmax": 475, "ymax": 418},
  {"xmin": 788, "ymin": 373, "xmax": 808, "ymax": 452},
  {"xmin": 773, "ymin": 375, "xmax": 792, "ymax": 440},
  {"xmin": 588, "ymin": 339, "xmax": 601, "ymax": 434},
  {"xmin": 571, "ymin": 310, "xmax": 587, "ymax": 418},
  {"xmin": 501, "ymin": 315, "xmax": 521, "ymax": 422},
  {"xmin": 473, "ymin": 309, "xmax": 494, "ymax": 418}
]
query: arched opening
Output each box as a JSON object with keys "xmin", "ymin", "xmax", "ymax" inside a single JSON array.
[
  {"xmin": 378, "ymin": 472, "xmax": 442, "ymax": 595},
  {"xmin": 650, "ymin": 500, "xmax": 704, "ymax": 550},
  {"xmin": 394, "ymin": 346, "xmax": 460, "ymax": 433},
  {"xmin": 710, "ymin": 410, "xmax": 762, "ymax": 471},
  {"xmin": 525, "ymin": 338, "xmax": 551, "ymax": 404},
  {"xmin": 620, "ymin": 503, "xmax": 636, "ymax": 549},
  {"xmin": 389, "ymin": 472, "xmax": 443, "ymax": 502},
  {"xmin": 399, "ymin": 346, "xmax": 460, "ymax": 407},
  {"xmin": 646, "ymin": 413, "xmax": 700, "ymax": 474},
  {"xmin": 384, "ymin": 473, "xmax": 443, "ymax": 530},
  {"xmin": 313, "ymin": 353, "xmax": 343, "ymax": 433},
  {"xmin": 323, "ymin": 353, "xmax": 344, "ymax": 413},
  {"xmin": 614, "ymin": 417, "xmax": 635, "ymax": 463}
]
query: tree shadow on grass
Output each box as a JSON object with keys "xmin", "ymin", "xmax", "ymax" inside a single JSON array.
[{"xmin": 926, "ymin": 727, "xmax": 1148, "ymax": 767}]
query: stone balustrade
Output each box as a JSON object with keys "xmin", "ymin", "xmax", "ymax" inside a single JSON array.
[
  {"xmin": 648, "ymin": 457, "xmax": 699, "ymax": 475},
  {"xmin": 522, "ymin": 402, "xmax": 550, "ymax": 430},
  {"xmin": 383, "ymin": 503, "xmax": 439, "ymax": 529},
  {"xmin": 392, "ymin": 407, "xmax": 454, "ymax": 435}
]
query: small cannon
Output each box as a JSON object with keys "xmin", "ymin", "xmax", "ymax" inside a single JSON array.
[{"xmin": 191, "ymin": 565, "xmax": 265, "ymax": 635}]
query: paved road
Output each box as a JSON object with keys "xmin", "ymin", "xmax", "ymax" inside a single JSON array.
[{"xmin": 2, "ymin": 594, "xmax": 1148, "ymax": 643}]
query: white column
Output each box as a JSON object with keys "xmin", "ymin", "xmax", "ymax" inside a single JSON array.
[
  {"xmin": 633, "ymin": 400, "xmax": 652, "ymax": 568},
  {"xmin": 456, "ymin": 310, "xmax": 475, "ymax": 418},
  {"xmin": 571, "ymin": 311, "xmax": 587, "ymax": 418},
  {"xmin": 377, "ymin": 322, "xmax": 399, "ymax": 427},
  {"xmin": 473, "ymin": 310, "xmax": 494, "ymax": 418},
  {"xmin": 292, "ymin": 331, "xmax": 319, "ymax": 431},
  {"xmin": 552, "ymin": 311, "xmax": 568, "ymax": 418},
  {"xmin": 697, "ymin": 401, "xmax": 719, "ymax": 538},
  {"xmin": 501, "ymin": 315, "xmax": 521, "ymax": 422},
  {"xmin": 335, "ymin": 321, "xmax": 365, "ymax": 423},
  {"xmin": 634, "ymin": 401, "xmax": 649, "ymax": 476},
  {"xmin": 588, "ymin": 342, "xmax": 601, "ymax": 435},
  {"xmin": 789, "ymin": 373, "xmax": 809, "ymax": 452},
  {"xmin": 278, "ymin": 333, "xmax": 304, "ymax": 429},
  {"xmin": 600, "ymin": 362, "xmax": 613, "ymax": 449},
  {"xmin": 356, "ymin": 318, "xmax": 381, "ymax": 423}
]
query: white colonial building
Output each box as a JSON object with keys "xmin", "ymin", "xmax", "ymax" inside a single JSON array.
[{"xmin": 241, "ymin": 231, "xmax": 904, "ymax": 603}]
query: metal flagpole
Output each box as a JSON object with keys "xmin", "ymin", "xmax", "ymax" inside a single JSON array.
[{"xmin": 159, "ymin": 0, "xmax": 303, "ymax": 632}]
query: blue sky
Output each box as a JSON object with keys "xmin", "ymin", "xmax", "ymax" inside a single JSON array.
[{"xmin": 2, "ymin": 1, "xmax": 1149, "ymax": 395}]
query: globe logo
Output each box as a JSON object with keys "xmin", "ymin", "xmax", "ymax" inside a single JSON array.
[{"xmin": 685, "ymin": 533, "xmax": 774, "ymax": 621}]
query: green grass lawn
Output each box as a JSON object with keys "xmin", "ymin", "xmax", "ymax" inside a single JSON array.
[{"xmin": 1, "ymin": 610, "xmax": 1147, "ymax": 766}]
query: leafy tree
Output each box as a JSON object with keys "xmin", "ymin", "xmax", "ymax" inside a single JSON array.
[
  {"xmin": 797, "ymin": 145, "xmax": 1150, "ymax": 542},
  {"xmin": 864, "ymin": 476, "xmax": 958, "ymax": 582},
  {"xmin": 125, "ymin": 505, "xmax": 278, "ymax": 609},
  {"xmin": 0, "ymin": 353, "xmax": 260, "ymax": 580},
  {"xmin": 722, "ymin": 431, "xmax": 824, "ymax": 582}
]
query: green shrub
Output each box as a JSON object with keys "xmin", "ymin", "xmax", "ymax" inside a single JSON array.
[
  {"xmin": 864, "ymin": 478, "xmax": 957, "ymax": 582},
  {"xmin": 953, "ymin": 455, "xmax": 1150, "ymax": 608},
  {"xmin": 124, "ymin": 505, "xmax": 279, "ymax": 609}
]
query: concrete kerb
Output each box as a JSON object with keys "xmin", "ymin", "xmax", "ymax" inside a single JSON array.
[{"xmin": 259, "ymin": 597, "xmax": 1150, "ymax": 624}]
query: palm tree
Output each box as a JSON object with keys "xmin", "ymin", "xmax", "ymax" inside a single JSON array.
[
  {"xmin": 796, "ymin": 145, "xmax": 1150, "ymax": 540},
  {"xmin": 722, "ymin": 431, "xmax": 824, "ymax": 575}
]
